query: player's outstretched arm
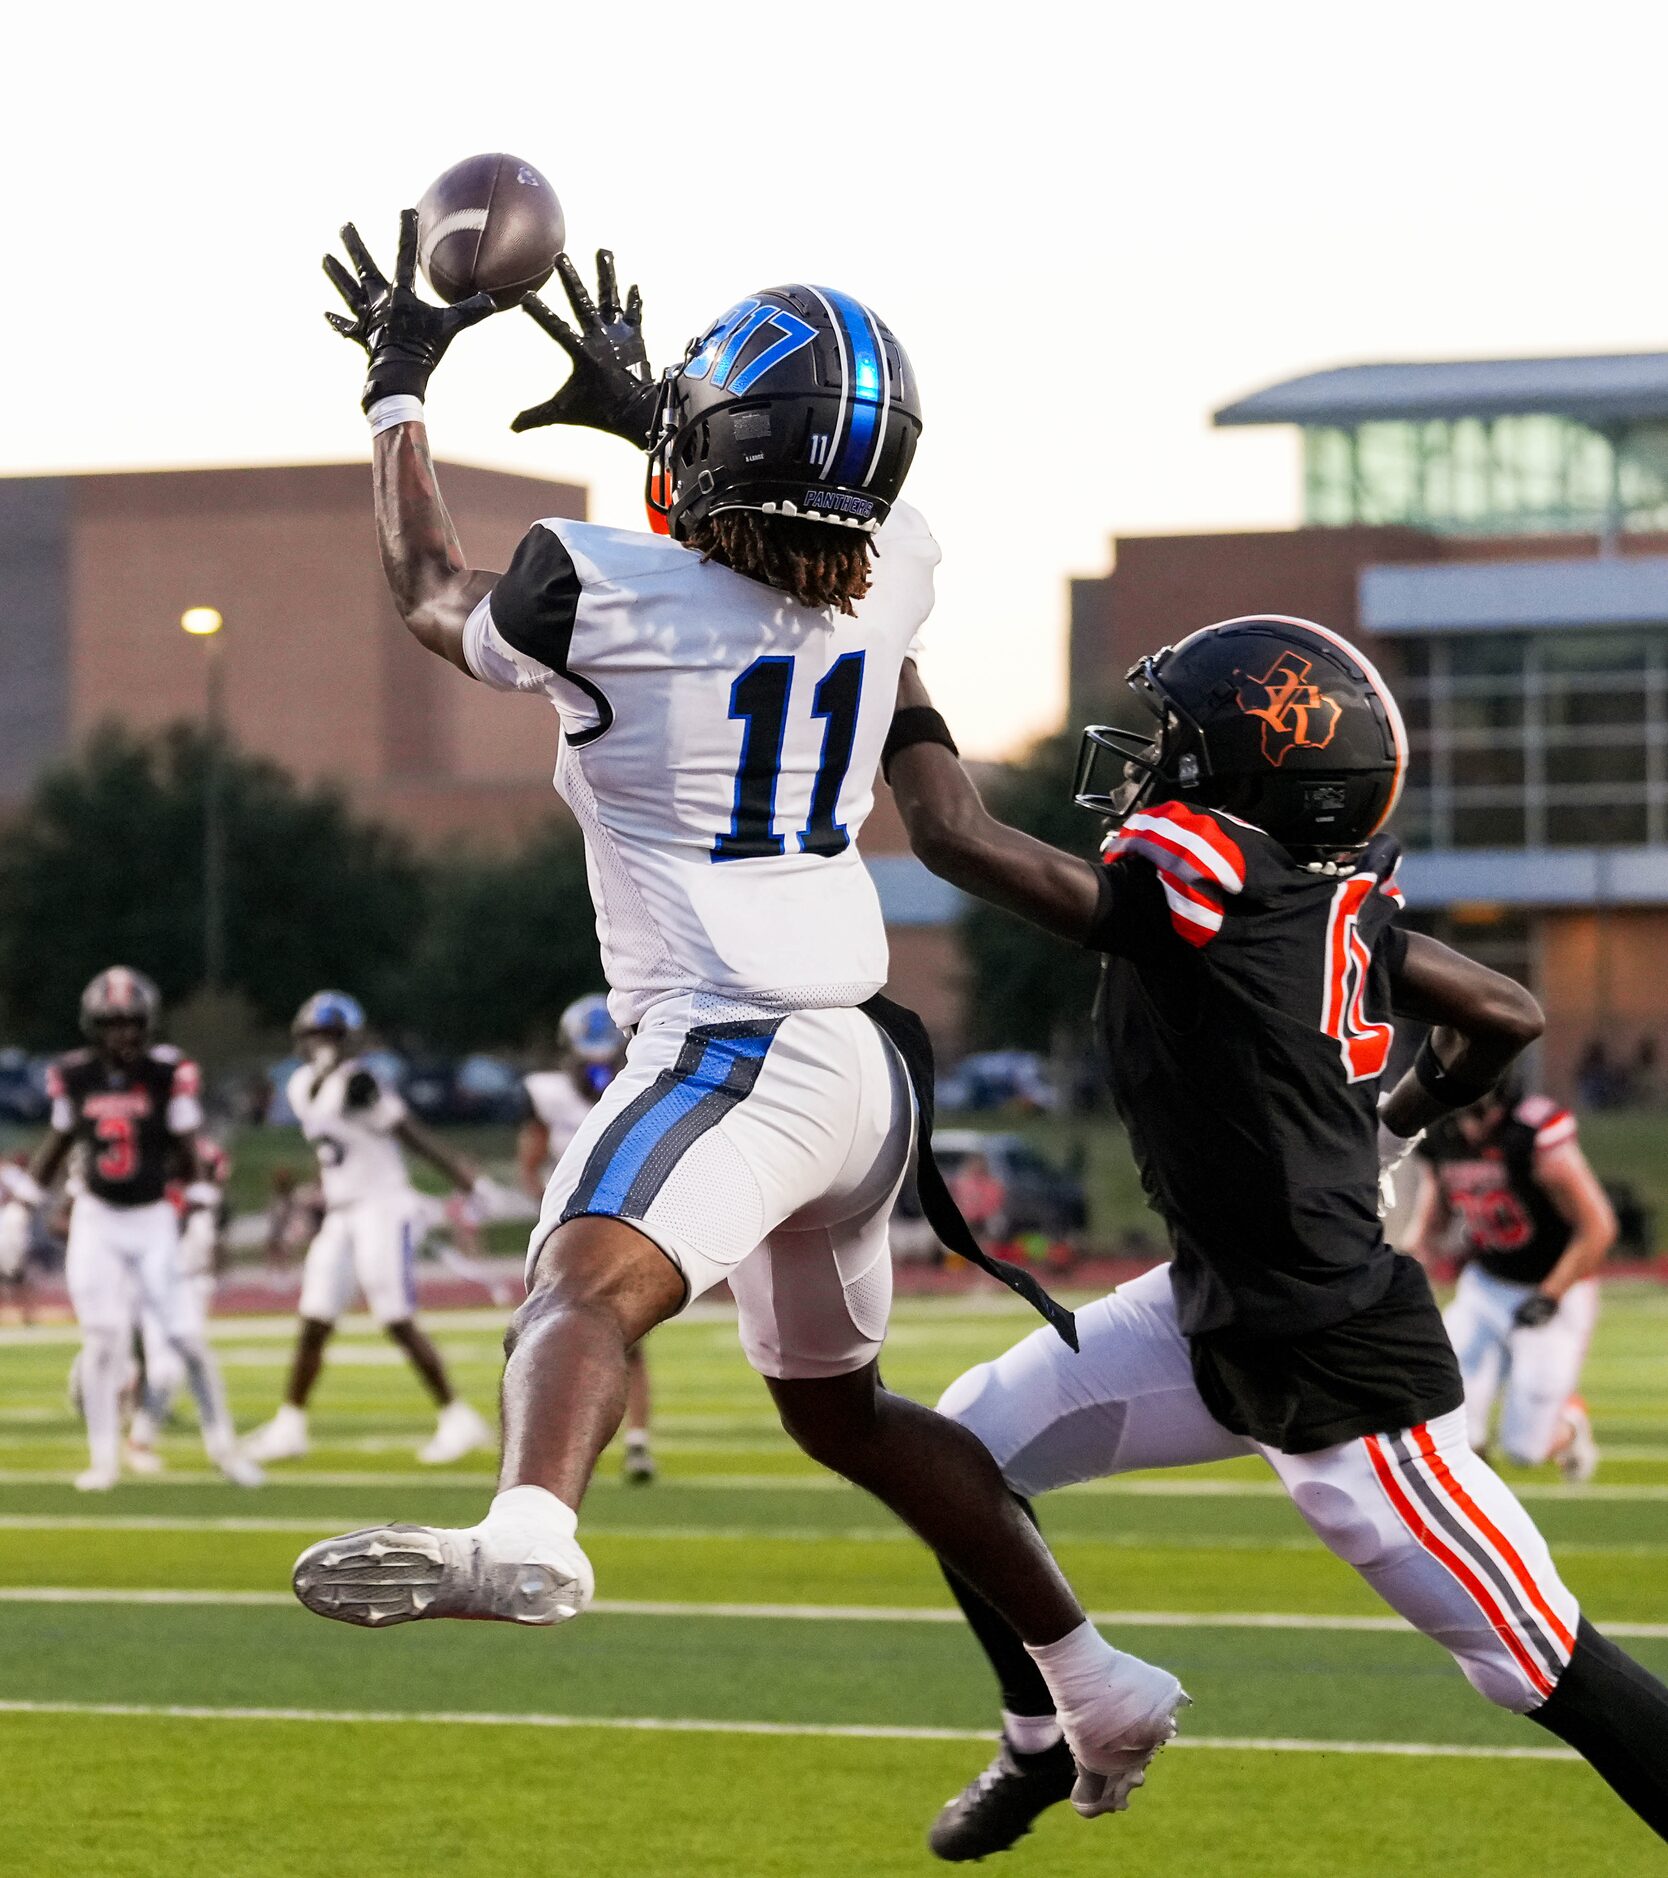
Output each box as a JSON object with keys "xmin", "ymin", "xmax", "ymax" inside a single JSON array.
[
  {"xmin": 886, "ymin": 664, "xmax": 1102, "ymax": 944},
  {"xmin": 1380, "ymin": 932, "xmax": 1544, "ymax": 1137},
  {"xmin": 371, "ymin": 420, "xmax": 499, "ymax": 672},
  {"xmin": 1531, "ymin": 1140, "xmax": 1617, "ymax": 1302},
  {"xmin": 394, "ymin": 1116, "xmax": 478, "ymax": 1195},
  {"xmin": 511, "ymin": 251, "xmax": 660, "ymax": 446},
  {"xmin": 323, "ymin": 212, "xmax": 506, "ymax": 671}
]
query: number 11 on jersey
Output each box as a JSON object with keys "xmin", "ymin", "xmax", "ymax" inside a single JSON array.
[{"xmin": 713, "ymin": 652, "xmax": 866, "ymax": 862}]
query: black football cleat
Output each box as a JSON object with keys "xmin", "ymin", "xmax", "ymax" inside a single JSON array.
[{"xmin": 928, "ymin": 1737, "xmax": 1077, "ymax": 1861}]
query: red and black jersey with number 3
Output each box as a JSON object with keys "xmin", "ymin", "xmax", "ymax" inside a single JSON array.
[
  {"xmin": 1087, "ymin": 801, "xmax": 1462, "ymax": 1452},
  {"xmin": 1419, "ymin": 1096, "xmax": 1578, "ymax": 1287},
  {"xmin": 46, "ymin": 1046, "xmax": 200, "ymax": 1207}
]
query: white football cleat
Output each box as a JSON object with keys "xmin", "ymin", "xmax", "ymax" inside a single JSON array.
[
  {"xmin": 1058, "ymin": 1651, "xmax": 1190, "ymax": 1818},
  {"xmin": 1557, "ymin": 1398, "xmax": 1600, "ymax": 1485},
  {"xmin": 207, "ymin": 1440, "xmax": 266, "ymax": 1489},
  {"xmin": 418, "ymin": 1400, "xmax": 494, "ymax": 1466},
  {"xmin": 243, "ymin": 1406, "xmax": 309, "ymax": 1464},
  {"xmin": 123, "ymin": 1441, "xmax": 166, "ymax": 1476},
  {"xmin": 74, "ymin": 1465, "xmax": 119, "ymax": 1493},
  {"xmin": 293, "ymin": 1520, "xmax": 593, "ymax": 1629}
]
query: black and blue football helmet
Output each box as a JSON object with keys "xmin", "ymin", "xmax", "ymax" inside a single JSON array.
[{"xmin": 646, "ymin": 285, "xmax": 922, "ymax": 540}]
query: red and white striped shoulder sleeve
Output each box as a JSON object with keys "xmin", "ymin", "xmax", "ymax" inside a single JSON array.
[
  {"xmin": 1099, "ymin": 803, "xmax": 1245, "ymax": 949},
  {"xmin": 1518, "ymin": 1097, "xmax": 1577, "ymax": 1152}
]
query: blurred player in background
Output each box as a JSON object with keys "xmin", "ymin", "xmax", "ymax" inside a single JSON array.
[
  {"xmin": 0, "ymin": 1154, "xmax": 45, "ymax": 1323},
  {"xmin": 125, "ymin": 1135, "xmax": 233, "ymax": 1470},
  {"xmin": 520, "ymin": 994, "xmax": 652, "ymax": 1483},
  {"xmin": 1409, "ymin": 1083, "xmax": 1615, "ymax": 1482},
  {"xmin": 292, "ymin": 219, "xmax": 1184, "ymax": 1824},
  {"xmin": 244, "ymin": 991, "xmax": 494, "ymax": 1467},
  {"xmin": 885, "ymin": 626, "xmax": 1668, "ymax": 1851},
  {"xmin": 0, "ymin": 969, "xmax": 259, "ymax": 1490}
]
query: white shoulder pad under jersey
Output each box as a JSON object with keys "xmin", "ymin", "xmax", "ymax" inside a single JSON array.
[
  {"xmin": 463, "ymin": 505, "xmax": 940, "ymax": 1027},
  {"xmin": 286, "ymin": 1059, "xmax": 412, "ymax": 1208}
]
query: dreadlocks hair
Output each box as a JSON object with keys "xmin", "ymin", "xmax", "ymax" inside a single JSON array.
[{"xmin": 687, "ymin": 510, "xmax": 874, "ymax": 615}]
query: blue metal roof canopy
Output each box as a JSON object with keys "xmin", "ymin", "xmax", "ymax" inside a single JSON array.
[{"xmin": 1214, "ymin": 354, "xmax": 1668, "ymax": 429}]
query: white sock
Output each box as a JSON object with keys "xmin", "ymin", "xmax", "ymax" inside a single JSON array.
[
  {"xmin": 626, "ymin": 1427, "xmax": 649, "ymax": 1446},
  {"xmin": 82, "ymin": 1332, "xmax": 124, "ymax": 1477},
  {"xmin": 478, "ymin": 1484, "xmax": 579, "ymax": 1549},
  {"xmin": 1025, "ymin": 1619, "xmax": 1119, "ymax": 1714},
  {"xmin": 274, "ymin": 1403, "xmax": 306, "ymax": 1435},
  {"xmin": 1002, "ymin": 1707, "xmax": 1063, "ymax": 1754}
]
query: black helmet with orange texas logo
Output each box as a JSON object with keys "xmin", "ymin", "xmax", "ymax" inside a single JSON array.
[{"xmin": 1073, "ymin": 615, "xmax": 1408, "ymax": 857}]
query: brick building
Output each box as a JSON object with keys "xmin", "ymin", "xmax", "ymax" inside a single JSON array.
[{"xmin": 1070, "ymin": 353, "xmax": 1668, "ymax": 1094}]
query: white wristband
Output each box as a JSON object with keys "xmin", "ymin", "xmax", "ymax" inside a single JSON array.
[{"xmin": 367, "ymin": 394, "xmax": 425, "ymax": 435}]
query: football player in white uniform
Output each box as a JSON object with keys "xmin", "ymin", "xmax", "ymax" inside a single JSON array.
[
  {"xmin": 0, "ymin": 1156, "xmax": 43, "ymax": 1323},
  {"xmin": 519, "ymin": 994, "xmax": 652, "ymax": 1482},
  {"xmin": 1, "ymin": 968, "xmax": 260, "ymax": 1490},
  {"xmin": 244, "ymin": 992, "xmax": 494, "ymax": 1467},
  {"xmin": 293, "ymin": 222, "xmax": 1185, "ymax": 1820}
]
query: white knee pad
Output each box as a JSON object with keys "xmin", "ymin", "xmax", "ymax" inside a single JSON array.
[
  {"xmin": 936, "ymin": 1361, "xmax": 998, "ymax": 1437},
  {"xmin": 1286, "ymin": 1477, "xmax": 1393, "ymax": 1570}
]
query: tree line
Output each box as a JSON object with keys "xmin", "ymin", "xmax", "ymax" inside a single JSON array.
[
  {"xmin": 0, "ymin": 720, "xmax": 1095, "ymax": 1063},
  {"xmin": 0, "ymin": 725, "xmax": 599, "ymax": 1057}
]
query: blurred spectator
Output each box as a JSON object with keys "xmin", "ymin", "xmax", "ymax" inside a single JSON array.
[
  {"xmin": 1629, "ymin": 1036, "xmax": 1665, "ymax": 1108},
  {"xmin": 949, "ymin": 1153, "xmax": 1008, "ymax": 1245},
  {"xmin": 1576, "ymin": 1039, "xmax": 1622, "ymax": 1110}
]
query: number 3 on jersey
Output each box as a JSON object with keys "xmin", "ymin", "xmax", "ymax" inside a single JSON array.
[
  {"xmin": 714, "ymin": 652, "xmax": 866, "ymax": 862},
  {"xmin": 1321, "ymin": 875, "xmax": 1393, "ymax": 1082}
]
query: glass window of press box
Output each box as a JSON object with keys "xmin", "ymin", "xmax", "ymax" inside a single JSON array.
[
  {"xmin": 1395, "ymin": 630, "xmax": 1668, "ymax": 849},
  {"xmin": 1304, "ymin": 418, "xmax": 1668, "ymax": 534}
]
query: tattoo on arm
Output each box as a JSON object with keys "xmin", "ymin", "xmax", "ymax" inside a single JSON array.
[{"xmin": 373, "ymin": 421, "xmax": 499, "ymax": 673}]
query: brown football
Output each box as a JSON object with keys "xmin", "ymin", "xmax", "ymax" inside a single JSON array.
[{"xmin": 415, "ymin": 154, "xmax": 565, "ymax": 309}]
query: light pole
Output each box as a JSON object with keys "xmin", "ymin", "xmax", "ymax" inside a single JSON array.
[{"xmin": 180, "ymin": 607, "xmax": 226, "ymax": 993}]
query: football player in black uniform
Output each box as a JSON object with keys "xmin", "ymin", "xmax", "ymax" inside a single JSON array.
[
  {"xmin": 1411, "ymin": 1085, "xmax": 1615, "ymax": 1480},
  {"xmin": 883, "ymin": 617, "xmax": 1668, "ymax": 1854},
  {"xmin": 0, "ymin": 969, "xmax": 260, "ymax": 1490}
]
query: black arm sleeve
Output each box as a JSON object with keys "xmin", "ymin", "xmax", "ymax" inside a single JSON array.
[
  {"xmin": 342, "ymin": 1069, "xmax": 381, "ymax": 1114},
  {"xmin": 1082, "ymin": 859, "xmax": 1164, "ymax": 959}
]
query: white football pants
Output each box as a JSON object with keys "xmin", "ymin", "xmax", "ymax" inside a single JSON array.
[
  {"xmin": 940, "ymin": 1263, "xmax": 1581, "ymax": 1714},
  {"xmin": 298, "ymin": 1196, "xmax": 429, "ymax": 1327},
  {"xmin": 1444, "ymin": 1264, "xmax": 1599, "ymax": 1466},
  {"xmin": 65, "ymin": 1196, "xmax": 235, "ymax": 1471},
  {"xmin": 534, "ymin": 998, "xmax": 914, "ymax": 1380}
]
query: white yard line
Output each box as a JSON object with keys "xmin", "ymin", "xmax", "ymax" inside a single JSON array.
[
  {"xmin": 0, "ymin": 1697, "xmax": 1580, "ymax": 1761},
  {"xmin": 0, "ymin": 1514, "xmax": 1661, "ymax": 1556},
  {"xmin": 3, "ymin": 1585, "xmax": 1665, "ymax": 1641},
  {"xmin": 0, "ymin": 1466, "xmax": 1665, "ymax": 1504}
]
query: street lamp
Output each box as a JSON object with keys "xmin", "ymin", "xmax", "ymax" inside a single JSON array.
[{"xmin": 180, "ymin": 608, "xmax": 226, "ymax": 993}]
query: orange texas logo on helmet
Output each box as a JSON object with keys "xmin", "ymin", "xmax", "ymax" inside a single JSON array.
[{"xmin": 1233, "ymin": 652, "xmax": 1343, "ymax": 766}]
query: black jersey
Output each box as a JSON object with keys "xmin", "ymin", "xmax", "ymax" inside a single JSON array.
[
  {"xmin": 1419, "ymin": 1096, "xmax": 1578, "ymax": 1286},
  {"xmin": 1086, "ymin": 800, "xmax": 1461, "ymax": 1451},
  {"xmin": 46, "ymin": 1045, "xmax": 202, "ymax": 1208}
]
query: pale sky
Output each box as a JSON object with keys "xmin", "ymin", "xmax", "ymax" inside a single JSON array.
[{"xmin": 6, "ymin": 0, "xmax": 1667, "ymax": 754}]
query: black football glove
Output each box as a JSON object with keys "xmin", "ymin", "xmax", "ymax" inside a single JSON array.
[
  {"xmin": 511, "ymin": 250, "xmax": 660, "ymax": 449},
  {"xmin": 1513, "ymin": 1292, "xmax": 1559, "ymax": 1330},
  {"xmin": 324, "ymin": 210, "xmax": 499, "ymax": 412}
]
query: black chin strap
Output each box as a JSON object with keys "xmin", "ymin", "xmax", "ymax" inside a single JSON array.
[{"xmin": 860, "ymin": 994, "xmax": 1079, "ymax": 1352}]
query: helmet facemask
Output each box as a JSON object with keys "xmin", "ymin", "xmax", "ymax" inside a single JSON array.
[{"xmin": 1074, "ymin": 651, "xmax": 1209, "ymax": 828}]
